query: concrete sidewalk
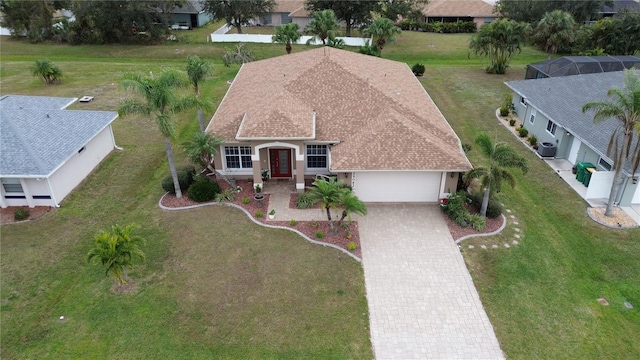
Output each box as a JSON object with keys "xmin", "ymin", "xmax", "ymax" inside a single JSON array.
[{"xmin": 359, "ymin": 204, "xmax": 504, "ymax": 359}]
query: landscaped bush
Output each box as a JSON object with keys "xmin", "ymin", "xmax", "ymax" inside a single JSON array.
[
  {"xmin": 509, "ymin": 119, "xmax": 516, "ymax": 126},
  {"xmin": 255, "ymin": 210, "xmax": 263, "ymax": 218},
  {"xmin": 528, "ymin": 135, "xmax": 538, "ymax": 146},
  {"xmin": 467, "ymin": 191, "xmax": 503, "ymax": 218},
  {"xmin": 517, "ymin": 127, "xmax": 529, "ymax": 138},
  {"xmin": 441, "ymin": 191, "xmax": 471, "ymax": 227},
  {"xmin": 215, "ymin": 188, "xmax": 236, "ymax": 202},
  {"xmin": 412, "ymin": 63, "xmax": 425, "ymax": 76},
  {"xmin": 161, "ymin": 165, "xmax": 196, "ymax": 194},
  {"xmin": 296, "ymin": 192, "xmax": 318, "ymax": 209},
  {"xmin": 187, "ymin": 178, "xmax": 221, "ymax": 202},
  {"xmin": 14, "ymin": 208, "xmax": 30, "ymax": 221},
  {"xmin": 467, "ymin": 213, "xmax": 487, "ymax": 231},
  {"xmin": 500, "ymin": 106, "xmax": 510, "ymax": 117},
  {"xmin": 421, "ymin": 21, "xmax": 476, "ymax": 33}
]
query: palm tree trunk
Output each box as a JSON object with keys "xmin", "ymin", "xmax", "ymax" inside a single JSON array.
[
  {"xmin": 164, "ymin": 137, "xmax": 183, "ymax": 198},
  {"xmin": 338, "ymin": 210, "xmax": 347, "ymax": 227},
  {"xmin": 481, "ymin": 186, "xmax": 491, "ymax": 217},
  {"xmin": 325, "ymin": 206, "xmax": 334, "ymax": 232},
  {"xmin": 197, "ymin": 107, "xmax": 205, "ymax": 132},
  {"xmin": 286, "ymin": 43, "xmax": 292, "ymax": 54},
  {"xmin": 605, "ymin": 167, "xmax": 625, "ymax": 216}
]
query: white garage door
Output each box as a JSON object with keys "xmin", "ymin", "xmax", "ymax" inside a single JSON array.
[{"xmin": 353, "ymin": 171, "xmax": 442, "ymax": 203}]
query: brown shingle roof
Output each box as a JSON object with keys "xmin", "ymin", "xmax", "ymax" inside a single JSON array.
[
  {"xmin": 274, "ymin": 0, "xmax": 305, "ymax": 14},
  {"xmin": 424, "ymin": 0, "xmax": 496, "ymax": 17},
  {"xmin": 207, "ymin": 48, "xmax": 472, "ymax": 171}
]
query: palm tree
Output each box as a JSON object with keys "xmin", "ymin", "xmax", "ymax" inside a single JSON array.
[
  {"xmin": 272, "ymin": 22, "xmax": 302, "ymax": 54},
  {"xmin": 464, "ymin": 133, "xmax": 528, "ymax": 217},
  {"xmin": 337, "ymin": 191, "xmax": 367, "ymax": 227},
  {"xmin": 86, "ymin": 224, "xmax": 145, "ymax": 286},
  {"xmin": 306, "ymin": 177, "xmax": 346, "ymax": 232},
  {"xmin": 118, "ymin": 69, "xmax": 197, "ymax": 198},
  {"xmin": 305, "ymin": 9, "xmax": 339, "ymax": 45},
  {"xmin": 31, "ymin": 59, "xmax": 63, "ymax": 84},
  {"xmin": 183, "ymin": 131, "xmax": 224, "ymax": 174},
  {"xmin": 186, "ymin": 55, "xmax": 214, "ymax": 132},
  {"xmin": 469, "ymin": 19, "xmax": 528, "ymax": 74},
  {"xmin": 582, "ymin": 69, "xmax": 640, "ymax": 217},
  {"xmin": 362, "ymin": 17, "xmax": 401, "ymax": 53},
  {"xmin": 533, "ymin": 10, "xmax": 576, "ymax": 60}
]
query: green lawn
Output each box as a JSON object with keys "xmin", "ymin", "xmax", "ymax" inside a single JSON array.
[{"xmin": 1, "ymin": 30, "xmax": 639, "ymax": 359}]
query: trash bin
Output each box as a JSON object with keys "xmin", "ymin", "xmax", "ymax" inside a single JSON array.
[
  {"xmin": 583, "ymin": 167, "xmax": 595, "ymax": 186},
  {"xmin": 537, "ymin": 142, "xmax": 557, "ymax": 157},
  {"xmin": 576, "ymin": 162, "xmax": 595, "ymax": 182}
]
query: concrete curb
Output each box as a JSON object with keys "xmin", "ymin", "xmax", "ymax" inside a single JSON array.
[
  {"xmin": 455, "ymin": 214, "xmax": 508, "ymax": 244},
  {"xmin": 158, "ymin": 193, "xmax": 361, "ymax": 262}
]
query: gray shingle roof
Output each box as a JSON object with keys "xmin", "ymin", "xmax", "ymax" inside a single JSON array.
[
  {"xmin": 505, "ymin": 70, "xmax": 640, "ymax": 174},
  {"xmin": 1, "ymin": 95, "xmax": 118, "ymax": 177}
]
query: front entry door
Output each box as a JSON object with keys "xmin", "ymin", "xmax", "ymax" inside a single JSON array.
[{"xmin": 269, "ymin": 149, "xmax": 292, "ymax": 178}]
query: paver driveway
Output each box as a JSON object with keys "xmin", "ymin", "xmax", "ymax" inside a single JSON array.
[{"xmin": 359, "ymin": 204, "xmax": 504, "ymax": 359}]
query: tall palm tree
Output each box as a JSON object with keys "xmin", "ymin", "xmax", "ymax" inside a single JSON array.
[
  {"xmin": 86, "ymin": 224, "xmax": 145, "ymax": 286},
  {"xmin": 337, "ymin": 191, "xmax": 367, "ymax": 227},
  {"xmin": 469, "ymin": 19, "xmax": 528, "ymax": 74},
  {"xmin": 306, "ymin": 177, "xmax": 346, "ymax": 232},
  {"xmin": 186, "ymin": 55, "xmax": 214, "ymax": 132},
  {"xmin": 272, "ymin": 22, "xmax": 302, "ymax": 54},
  {"xmin": 183, "ymin": 131, "xmax": 224, "ymax": 174},
  {"xmin": 533, "ymin": 10, "xmax": 576, "ymax": 60},
  {"xmin": 362, "ymin": 17, "xmax": 401, "ymax": 53},
  {"xmin": 118, "ymin": 69, "xmax": 196, "ymax": 198},
  {"xmin": 305, "ymin": 9, "xmax": 339, "ymax": 45},
  {"xmin": 464, "ymin": 133, "xmax": 528, "ymax": 217},
  {"xmin": 582, "ymin": 69, "xmax": 640, "ymax": 217}
]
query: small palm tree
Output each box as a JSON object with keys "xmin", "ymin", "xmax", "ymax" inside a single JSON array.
[
  {"xmin": 118, "ymin": 69, "xmax": 197, "ymax": 198},
  {"xmin": 464, "ymin": 133, "xmax": 528, "ymax": 217},
  {"xmin": 533, "ymin": 10, "xmax": 576, "ymax": 60},
  {"xmin": 86, "ymin": 224, "xmax": 145, "ymax": 286},
  {"xmin": 305, "ymin": 9, "xmax": 339, "ymax": 45},
  {"xmin": 186, "ymin": 55, "xmax": 214, "ymax": 132},
  {"xmin": 362, "ymin": 17, "xmax": 402, "ymax": 53},
  {"xmin": 337, "ymin": 191, "xmax": 367, "ymax": 227},
  {"xmin": 183, "ymin": 132, "xmax": 224, "ymax": 174},
  {"xmin": 306, "ymin": 177, "xmax": 346, "ymax": 232},
  {"xmin": 31, "ymin": 59, "xmax": 62, "ymax": 84},
  {"xmin": 582, "ymin": 69, "xmax": 640, "ymax": 217},
  {"xmin": 469, "ymin": 19, "xmax": 528, "ymax": 74},
  {"xmin": 272, "ymin": 22, "xmax": 302, "ymax": 54}
]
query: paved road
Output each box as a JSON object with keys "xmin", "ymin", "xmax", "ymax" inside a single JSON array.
[{"xmin": 359, "ymin": 204, "xmax": 504, "ymax": 359}]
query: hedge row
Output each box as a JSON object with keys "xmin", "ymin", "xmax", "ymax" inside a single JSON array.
[{"xmin": 397, "ymin": 20, "xmax": 477, "ymax": 33}]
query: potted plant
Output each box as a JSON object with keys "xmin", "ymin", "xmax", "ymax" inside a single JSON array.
[
  {"xmin": 254, "ymin": 184, "xmax": 264, "ymax": 204},
  {"xmin": 255, "ymin": 184, "xmax": 262, "ymax": 193},
  {"xmin": 261, "ymin": 169, "xmax": 269, "ymax": 181},
  {"xmin": 268, "ymin": 209, "xmax": 275, "ymax": 219}
]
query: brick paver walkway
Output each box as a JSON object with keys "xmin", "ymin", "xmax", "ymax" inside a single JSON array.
[{"xmin": 359, "ymin": 204, "xmax": 504, "ymax": 359}]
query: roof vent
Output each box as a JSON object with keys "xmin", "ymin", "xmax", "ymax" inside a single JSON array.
[{"xmin": 46, "ymin": 114, "xmax": 50, "ymax": 118}]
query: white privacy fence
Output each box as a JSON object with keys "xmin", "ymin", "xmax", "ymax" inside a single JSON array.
[{"xmin": 210, "ymin": 25, "xmax": 371, "ymax": 47}]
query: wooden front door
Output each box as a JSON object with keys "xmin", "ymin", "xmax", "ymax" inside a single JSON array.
[{"xmin": 269, "ymin": 149, "xmax": 292, "ymax": 178}]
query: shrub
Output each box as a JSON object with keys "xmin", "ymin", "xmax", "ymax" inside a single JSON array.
[
  {"xmin": 289, "ymin": 219, "xmax": 298, "ymax": 226},
  {"xmin": 358, "ymin": 40, "xmax": 380, "ymax": 57},
  {"xmin": 467, "ymin": 214, "xmax": 487, "ymax": 231},
  {"xmin": 509, "ymin": 119, "xmax": 516, "ymax": 126},
  {"xmin": 528, "ymin": 135, "xmax": 538, "ymax": 146},
  {"xmin": 315, "ymin": 231, "xmax": 324, "ymax": 239},
  {"xmin": 517, "ymin": 127, "xmax": 529, "ymax": 138},
  {"xmin": 347, "ymin": 242, "xmax": 357, "ymax": 251},
  {"xmin": 187, "ymin": 178, "xmax": 221, "ymax": 202},
  {"xmin": 462, "ymin": 143, "xmax": 472, "ymax": 153},
  {"xmin": 215, "ymin": 188, "xmax": 236, "ymax": 202},
  {"xmin": 161, "ymin": 165, "xmax": 196, "ymax": 194},
  {"xmin": 499, "ymin": 106, "xmax": 510, "ymax": 117},
  {"xmin": 255, "ymin": 210, "xmax": 264, "ymax": 218},
  {"xmin": 14, "ymin": 208, "xmax": 30, "ymax": 221},
  {"xmin": 310, "ymin": 220, "xmax": 318, "ymax": 228},
  {"xmin": 441, "ymin": 191, "xmax": 471, "ymax": 227},
  {"xmin": 412, "ymin": 63, "xmax": 425, "ymax": 76},
  {"xmin": 296, "ymin": 192, "xmax": 318, "ymax": 209},
  {"xmin": 467, "ymin": 191, "xmax": 503, "ymax": 218},
  {"xmin": 241, "ymin": 197, "xmax": 250, "ymax": 204}
]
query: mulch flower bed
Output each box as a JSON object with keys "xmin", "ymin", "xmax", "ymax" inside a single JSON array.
[
  {"xmin": 441, "ymin": 203, "xmax": 505, "ymax": 241},
  {"xmin": 1, "ymin": 206, "xmax": 53, "ymax": 225},
  {"xmin": 160, "ymin": 179, "xmax": 362, "ymax": 258}
]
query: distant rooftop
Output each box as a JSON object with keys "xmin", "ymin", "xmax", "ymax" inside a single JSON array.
[{"xmin": 525, "ymin": 56, "xmax": 640, "ymax": 79}]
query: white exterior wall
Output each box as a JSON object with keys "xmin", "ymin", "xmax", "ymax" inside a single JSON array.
[
  {"xmin": 48, "ymin": 126, "xmax": 115, "ymax": 206},
  {"xmin": 585, "ymin": 171, "xmax": 615, "ymax": 200}
]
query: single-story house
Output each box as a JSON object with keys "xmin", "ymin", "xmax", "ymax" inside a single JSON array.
[
  {"xmin": 525, "ymin": 55, "xmax": 640, "ymax": 80},
  {"xmin": 206, "ymin": 47, "xmax": 472, "ymax": 203},
  {"xmin": 259, "ymin": 0, "xmax": 306, "ymax": 27},
  {"xmin": 596, "ymin": 0, "xmax": 640, "ymax": 19},
  {"xmin": 169, "ymin": 0, "xmax": 213, "ymax": 29},
  {"xmin": 505, "ymin": 71, "xmax": 640, "ymax": 206},
  {"xmin": 422, "ymin": 0, "xmax": 497, "ymax": 28},
  {"xmin": 0, "ymin": 95, "xmax": 118, "ymax": 208}
]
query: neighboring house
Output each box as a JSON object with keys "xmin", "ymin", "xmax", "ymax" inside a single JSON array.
[
  {"xmin": 596, "ymin": 0, "xmax": 640, "ymax": 19},
  {"xmin": 169, "ymin": 0, "xmax": 213, "ymax": 28},
  {"xmin": 0, "ymin": 95, "xmax": 118, "ymax": 208},
  {"xmin": 260, "ymin": 0, "xmax": 307, "ymax": 26},
  {"xmin": 505, "ymin": 71, "xmax": 640, "ymax": 206},
  {"xmin": 525, "ymin": 55, "xmax": 640, "ymax": 80},
  {"xmin": 206, "ymin": 48, "xmax": 472, "ymax": 203},
  {"xmin": 422, "ymin": 0, "xmax": 497, "ymax": 28}
]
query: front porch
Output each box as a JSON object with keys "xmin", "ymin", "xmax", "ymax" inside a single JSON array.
[{"xmin": 544, "ymin": 158, "xmax": 640, "ymax": 225}]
